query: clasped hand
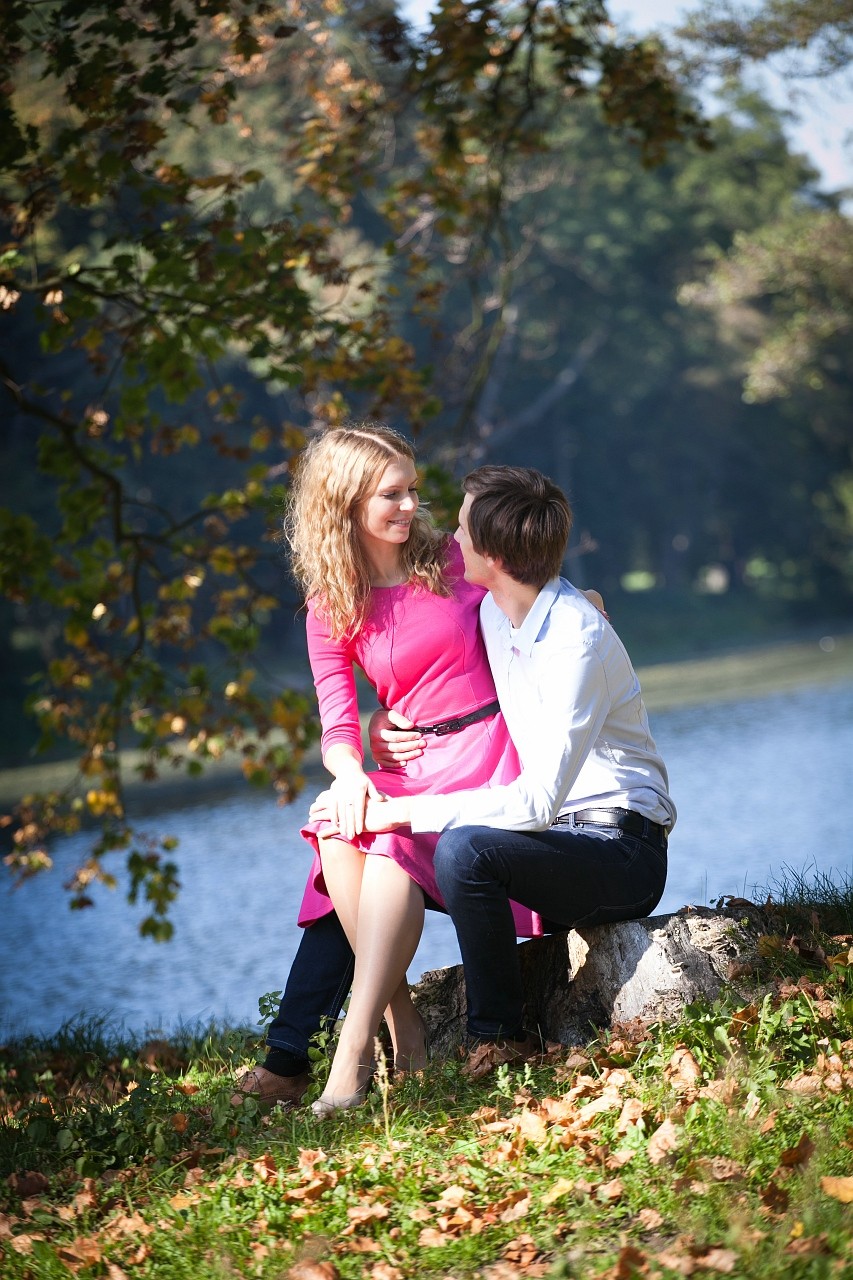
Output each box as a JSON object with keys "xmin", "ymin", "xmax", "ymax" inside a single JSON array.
[
  {"xmin": 309, "ymin": 709, "xmax": 424, "ymax": 836},
  {"xmin": 320, "ymin": 773, "xmax": 382, "ymax": 840},
  {"xmin": 309, "ymin": 787, "xmax": 399, "ymax": 835}
]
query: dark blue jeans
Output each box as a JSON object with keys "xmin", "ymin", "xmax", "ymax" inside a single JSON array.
[
  {"xmin": 264, "ymin": 911, "xmax": 354, "ymax": 1074},
  {"xmin": 434, "ymin": 817, "xmax": 667, "ymax": 1043}
]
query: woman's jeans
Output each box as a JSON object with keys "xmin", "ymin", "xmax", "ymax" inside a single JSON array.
[{"xmin": 434, "ymin": 816, "xmax": 667, "ymax": 1043}]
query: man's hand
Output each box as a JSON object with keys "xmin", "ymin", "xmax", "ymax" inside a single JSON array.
[{"xmin": 368, "ymin": 707, "xmax": 425, "ymax": 769}]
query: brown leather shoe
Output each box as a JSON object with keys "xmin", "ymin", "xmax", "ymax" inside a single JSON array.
[{"xmin": 230, "ymin": 1065, "xmax": 311, "ymax": 1109}]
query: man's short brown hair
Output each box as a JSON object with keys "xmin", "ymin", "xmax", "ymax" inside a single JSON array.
[{"xmin": 462, "ymin": 465, "xmax": 572, "ymax": 588}]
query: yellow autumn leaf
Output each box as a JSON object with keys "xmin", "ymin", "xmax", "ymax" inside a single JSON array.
[{"xmin": 820, "ymin": 1175, "xmax": 853, "ymax": 1203}]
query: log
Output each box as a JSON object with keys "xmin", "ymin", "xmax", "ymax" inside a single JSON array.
[{"xmin": 412, "ymin": 907, "xmax": 765, "ymax": 1058}]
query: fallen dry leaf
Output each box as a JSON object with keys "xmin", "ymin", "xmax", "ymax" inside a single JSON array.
[
  {"xmin": 57, "ymin": 1235, "xmax": 103, "ymax": 1270},
  {"xmin": 71, "ymin": 1179, "xmax": 99, "ymax": 1213},
  {"xmin": 666, "ymin": 1047, "xmax": 702, "ymax": 1091},
  {"xmin": 502, "ymin": 1233, "xmax": 542, "ymax": 1266},
  {"xmin": 6, "ymin": 1171, "xmax": 49, "ymax": 1199},
  {"xmin": 101, "ymin": 1211, "xmax": 155, "ymax": 1241},
  {"xmin": 8, "ymin": 1232, "xmax": 44, "ymax": 1255},
  {"xmin": 335, "ymin": 1236, "xmax": 381, "ymax": 1254},
  {"xmin": 784, "ymin": 1073, "xmax": 823, "ymax": 1095},
  {"xmin": 369, "ymin": 1264, "xmax": 403, "ymax": 1280},
  {"xmin": 759, "ymin": 1179, "xmax": 790, "ymax": 1215},
  {"xmin": 655, "ymin": 1248, "xmax": 695, "ymax": 1275},
  {"xmin": 820, "ymin": 1174, "xmax": 853, "ymax": 1203},
  {"xmin": 759, "ymin": 1110, "xmax": 777, "ymax": 1134},
  {"xmin": 616, "ymin": 1097, "xmax": 645, "ymax": 1133},
  {"xmin": 647, "ymin": 1117, "xmax": 680, "ymax": 1165},
  {"xmin": 606, "ymin": 1243, "xmax": 649, "ymax": 1278},
  {"xmin": 727, "ymin": 960, "xmax": 758, "ymax": 980},
  {"xmin": 784, "ymin": 1233, "xmax": 831, "ymax": 1256},
  {"xmin": 462, "ymin": 1040, "xmax": 541, "ymax": 1080},
  {"xmin": 702, "ymin": 1157, "xmax": 745, "ymax": 1183},
  {"xmin": 606, "ymin": 1148, "xmax": 635, "ymax": 1169},
  {"xmin": 514, "ymin": 1109, "xmax": 549, "ymax": 1145},
  {"xmin": 252, "ymin": 1153, "xmax": 278, "ymax": 1183},
  {"xmin": 697, "ymin": 1077, "xmax": 739, "ymax": 1104},
  {"xmin": 779, "ymin": 1133, "xmax": 816, "ymax": 1167},
  {"xmin": 597, "ymin": 1177, "xmax": 624, "ymax": 1203},
  {"xmin": 344, "ymin": 1203, "xmax": 389, "ymax": 1228},
  {"xmin": 578, "ymin": 1086, "xmax": 624, "ymax": 1125},
  {"xmin": 636, "ymin": 1207, "xmax": 664, "ymax": 1231},
  {"xmin": 285, "ymin": 1172, "xmax": 337, "ymax": 1203},
  {"xmin": 168, "ymin": 1192, "xmax": 198, "ymax": 1211},
  {"xmin": 297, "ymin": 1148, "xmax": 328, "ymax": 1171},
  {"xmin": 287, "ymin": 1263, "xmax": 340, "ymax": 1280},
  {"xmin": 499, "ymin": 1194, "xmax": 530, "ymax": 1223},
  {"xmin": 695, "ymin": 1246, "xmax": 738, "ymax": 1272},
  {"xmin": 542, "ymin": 1177, "xmax": 575, "ymax": 1205},
  {"xmin": 418, "ymin": 1226, "xmax": 450, "ymax": 1248},
  {"xmin": 434, "ymin": 1185, "xmax": 469, "ymax": 1210}
]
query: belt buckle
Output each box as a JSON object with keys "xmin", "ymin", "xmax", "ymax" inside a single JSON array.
[{"xmin": 434, "ymin": 719, "xmax": 460, "ymax": 736}]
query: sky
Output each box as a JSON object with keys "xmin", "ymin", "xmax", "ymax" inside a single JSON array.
[{"xmin": 399, "ymin": 0, "xmax": 853, "ymax": 197}]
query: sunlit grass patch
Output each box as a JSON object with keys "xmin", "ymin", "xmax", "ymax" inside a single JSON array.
[{"xmin": 2, "ymin": 901, "xmax": 853, "ymax": 1278}]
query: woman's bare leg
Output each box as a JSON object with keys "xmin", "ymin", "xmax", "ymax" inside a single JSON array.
[{"xmin": 318, "ymin": 839, "xmax": 425, "ymax": 1101}]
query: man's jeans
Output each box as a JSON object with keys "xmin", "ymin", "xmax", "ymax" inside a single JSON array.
[
  {"xmin": 434, "ymin": 818, "xmax": 667, "ymax": 1043},
  {"xmin": 264, "ymin": 911, "xmax": 354, "ymax": 1073}
]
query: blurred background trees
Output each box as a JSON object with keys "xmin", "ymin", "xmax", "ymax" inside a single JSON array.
[{"xmin": 1, "ymin": 0, "xmax": 850, "ymax": 927}]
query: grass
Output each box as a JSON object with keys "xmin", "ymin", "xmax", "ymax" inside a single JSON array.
[{"xmin": 3, "ymin": 877, "xmax": 853, "ymax": 1278}]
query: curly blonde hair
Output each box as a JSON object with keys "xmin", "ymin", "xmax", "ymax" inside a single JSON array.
[{"xmin": 285, "ymin": 423, "xmax": 451, "ymax": 639}]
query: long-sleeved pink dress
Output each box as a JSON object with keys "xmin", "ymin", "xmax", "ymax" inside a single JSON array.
[{"xmin": 297, "ymin": 540, "xmax": 542, "ymax": 938}]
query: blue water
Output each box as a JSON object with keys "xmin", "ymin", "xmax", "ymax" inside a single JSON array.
[{"xmin": 1, "ymin": 679, "xmax": 851, "ymax": 1039}]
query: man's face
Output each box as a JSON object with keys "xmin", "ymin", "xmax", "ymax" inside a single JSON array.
[{"xmin": 454, "ymin": 493, "xmax": 494, "ymax": 586}]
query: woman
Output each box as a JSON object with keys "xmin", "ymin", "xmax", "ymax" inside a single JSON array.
[{"xmin": 287, "ymin": 423, "xmax": 540, "ymax": 1117}]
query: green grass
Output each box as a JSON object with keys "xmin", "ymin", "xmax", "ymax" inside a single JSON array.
[{"xmin": 3, "ymin": 888, "xmax": 853, "ymax": 1279}]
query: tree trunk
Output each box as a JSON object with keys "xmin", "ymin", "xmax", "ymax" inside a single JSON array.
[{"xmin": 412, "ymin": 907, "xmax": 764, "ymax": 1058}]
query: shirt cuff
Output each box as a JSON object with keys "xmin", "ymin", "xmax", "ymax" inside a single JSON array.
[{"xmin": 409, "ymin": 793, "xmax": 457, "ymax": 833}]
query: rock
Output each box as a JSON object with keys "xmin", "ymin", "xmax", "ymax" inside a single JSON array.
[{"xmin": 413, "ymin": 907, "xmax": 765, "ymax": 1058}]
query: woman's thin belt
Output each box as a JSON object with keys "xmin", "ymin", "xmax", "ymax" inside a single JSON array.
[{"xmin": 411, "ymin": 699, "xmax": 500, "ymax": 737}]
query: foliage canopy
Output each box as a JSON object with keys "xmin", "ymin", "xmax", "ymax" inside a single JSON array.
[{"xmin": 0, "ymin": 0, "xmax": 706, "ymax": 933}]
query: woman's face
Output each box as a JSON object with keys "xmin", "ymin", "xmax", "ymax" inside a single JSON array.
[{"xmin": 358, "ymin": 456, "xmax": 420, "ymax": 555}]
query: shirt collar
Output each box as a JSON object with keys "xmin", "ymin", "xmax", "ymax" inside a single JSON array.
[{"xmin": 505, "ymin": 577, "xmax": 561, "ymax": 657}]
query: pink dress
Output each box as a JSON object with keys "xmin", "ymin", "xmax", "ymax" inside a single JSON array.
[{"xmin": 298, "ymin": 540, "xmax": 542, "ymax": 938}]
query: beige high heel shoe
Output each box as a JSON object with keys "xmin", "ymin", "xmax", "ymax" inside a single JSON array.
[{"xmin": 311, "ymin": 1079, "xmax": 372, "ymax": 1119}]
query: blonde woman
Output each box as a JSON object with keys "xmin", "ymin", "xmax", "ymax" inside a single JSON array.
[{"xmin": 287, "ymin": 424, "xmax": 540, "ymax": 1116}]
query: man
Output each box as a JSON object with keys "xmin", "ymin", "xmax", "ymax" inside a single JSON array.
[
  {"xmin": 335, "ymin": 464, "xmax": 674, "ymax": 1052},
  {"xmin": 236, "ymin": 464, "xmax": 672, "ymax": 1102}
]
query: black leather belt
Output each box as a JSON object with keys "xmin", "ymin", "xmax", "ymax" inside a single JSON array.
[
  {"xmin": 412, "ymin": 699, "xmax": 500, "ymax": 737},
  {"xmin": 553, "ymin": 807, "xmax": 668, "ymax": 844}
]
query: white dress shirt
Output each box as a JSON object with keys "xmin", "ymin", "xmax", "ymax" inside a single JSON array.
[{"xmin": 408, "ymin": 577, "xmax": 676, "ymax": 834}]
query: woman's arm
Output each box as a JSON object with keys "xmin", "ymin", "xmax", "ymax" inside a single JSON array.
[{"xmin": 305, "ymin": 601, "xmax": 383, "ymax": 839}]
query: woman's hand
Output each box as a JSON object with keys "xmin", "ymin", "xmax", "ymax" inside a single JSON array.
[
  {"xmin": 583, "ymin": 588, "xmax": 610, "ymax": 621},
  {"xmin": 368, "ymin": 708, "xmax": 425, "ymax": 769},
  {"xmin": 310, "ymin": 790, "xmax": 405, "ymax": 834},
  {"xmin": 323, "ymin": 769, "xmax": 382, "ymax": 841}
]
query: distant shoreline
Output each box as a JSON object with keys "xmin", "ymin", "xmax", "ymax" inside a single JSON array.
[{"xmin": 2, "ymin": 630, "xmax": 852, "ymax": 808}]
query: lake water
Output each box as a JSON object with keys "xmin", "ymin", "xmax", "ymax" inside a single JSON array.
[{"xmin": 2, "ymin": 679, "xmax": 851, "ymax": 1041}]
